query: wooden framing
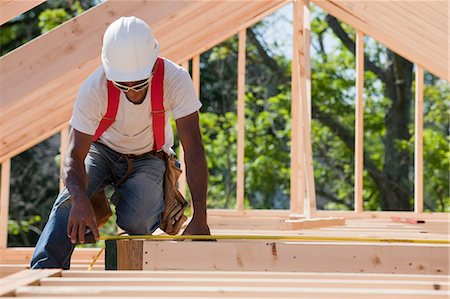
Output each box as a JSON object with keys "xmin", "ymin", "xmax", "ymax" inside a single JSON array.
[
  {"xmin": 12, "ymin": 274, "xmax": 450, "ymax": 299},
  {"xmin": 0, "ymin": 269, "xmax": 61, "ymax": 296},
  {"xmin": 0, "ymin": 0, "xmax": 45, "ymax": 25},
  {"xmin": 192, "ymin": 55, "xmax": 200, "ymax": 97},
  {"xmin": 59, "ymin": 125, "xmax": 69, "ymax": 192},
  {"xmin": 178, "ymin": 61, "xmax": 190, "ymax": 198},
  {"xmin": 104, "ymin": 239, "xmax": 448, "ymax": 275},
  {"xmin": 414, "ymin": 66, "xmax": 424, "ymax": 213},
  {"xmin": 290, "ymin": 0, "xmax": 316, "ymax": 217},
  {"xmin": 354, "ymin": 31, "xmax": 364, "ymax": 212},
  {"xmin": 0, "ymin": 159, "xmax": 11, "ymax": 248},
  {"xmin": 300, "ymin": 0, "xmax": 316, "ymax": 217},
  {"xmin": 0, "ymin": 0, "xmax": 448, "ymax": 264},
  {"xmin": 312, "ymin": 1, "xmax": 448, "ymax": 81},
  {"xmin": 290, "ymin": 0, "xmax": 306, "ymax": 214},
  {"xmin": 236, "ymin": 29, "xmax": 246, "ymax": 211}
]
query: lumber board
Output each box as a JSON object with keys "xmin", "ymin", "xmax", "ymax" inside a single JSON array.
[
  {"xmin": 117, "ymin": 239, "xmax": 143, "ymax": 270},
  {"xmin": 103, "ymin": 239, "xmax": 450, "ymax": 274},
  {"xmin": 354, "ymin": 30, "xmax": 364, "ymax": 213},
  {"xmin": 0, "ymin": 0, "xmax": 45, "ymax": 25},
  {"xmin": 13, "ymin": 285, "xmax": 450, "ymax": 298},
  {"xmin": 0, "ymin": 264, "xmax": 28, "ymax": 278},
  {"xmin": 312, "ymin": 0, "xmax": 448, "ymax": 81},
  {"xmin": 61, "ymin": 270, "xmax": 450, "ymax": 282},
  {"xmin": 0, "ymin": 248, "xmax": 104, "ymax": 264},
  {"xmin": 0, "ymin": 269, "xmax": 61, "ymax": 296},
  {"xmin": 236, "ymin": 29, "xmax": 246, "ymax": 212},
  {"xmin": 315, "ymin": 210, "xmax": 450, "ymax": 220},
  {"xmin": 337, "ymin": 1, "xmax": 446, "ymax": 63},
  {"xmin": 0, "ymin": 159, "xmax": 10, "ymax": 248},
  {"xmin": 414, "ymin": 66, "xmax": 424, "ymax": 213},
  {"xmin": 59, "ymin": 126, "xmax": 69, "ymax": 192},
  {"xmin": 290, "ymin": 0, "xmax": 306, "ymax": 214},
  {"xmin": 279, "ymin": 217, "xmax": 345, "ymax": 230},
  {"xmin": 299, "ymin": 0, "xmax": 316, "ymax": 217},
  {"xmin": 38, "ymin": 277, "xmax": 449, "ymax": 291}
]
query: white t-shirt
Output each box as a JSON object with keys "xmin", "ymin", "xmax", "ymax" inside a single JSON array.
[{"xmin": 70, "ymin": 58, "xmax": 201, "ymax": 155}]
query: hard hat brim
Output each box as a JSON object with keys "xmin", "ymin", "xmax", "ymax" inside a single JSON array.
[{"xmin": 102, "ymin": 53, "xmax": 158, "ymax": 82}]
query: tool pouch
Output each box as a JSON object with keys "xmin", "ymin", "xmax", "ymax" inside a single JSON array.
[
  {"xmin": 91, "ymin": 190, "xmax": 113, "ymax": 228},
  {"xmin": 159, "ymin": 153, "xmax": 189, "ymax": 235}
]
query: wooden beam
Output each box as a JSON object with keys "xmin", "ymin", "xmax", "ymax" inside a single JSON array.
[
  {"xmin": 279, "ymin": 217, "xmax": 345, "ymax": 230},
  {"xmin": 290, "ymin": 0, "xmax": 306, "ymax": 214},
  {"xmin": 192, "ymin": 55, "xmax": 200, "ymax": 97},
  {"xmin": 311, "ymin": 1, "xmax": 448, "ymax": 81},
  {"xmin": 0, "ymin": 159, "xmax": 11, "ymax": 248},
  {"xmin": 315, "ymin": 210, "xmax": 450, "ymax": 220},
  {"xmin": 14, "ymin": 285, "xmax": 450, "ymax": 298},
  {"xmin": 354, "ymin": 31, "xmax": 364, "ymax": 213},
  {"xmin": 61, "ymin": 270, "xmax": 450, "ymax": 282},
  {"xmin": 236, "ymin": 29, "xmax": 246, "ymax": 211},
  {"xmin": 178, "ymin": 61, "xmax": 189, "ymax": 198},
  {"xmin": 0, "ymin": 248, "xmax": 104, "ymax": 264},
  {"xmin": 414, "ymin": 66, "xmax": 424, "ymax": 213},
  {"xmin": 59, "ymin": 125, "xmax": 69, "ymax": 192},
  {"xmin": 0, "ymin": 269, "xmax": 61, "ymax": 296},
  {"xmin": 0, "ymin": 0, "xmax": 45, "ymax": 25},
  {"xmin": 102, "ymin": 239, "xmax": 450, "ymax": 274},
  {"xmin": 38, "ymin": 276, "xmax": 449, "ymax": 291},
  {"xmin": 300, "ymin": 0, "xmax": 316, "ymax": 217}
]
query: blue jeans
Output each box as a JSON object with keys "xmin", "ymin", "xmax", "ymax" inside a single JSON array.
[{"xmin": 30, "ymin": 142, "xmax": 166, "ymax": 269}]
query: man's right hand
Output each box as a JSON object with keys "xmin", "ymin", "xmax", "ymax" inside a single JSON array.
[{"xmin": 67, "ymin": 194, "xmax": 99, "ymax": 244}]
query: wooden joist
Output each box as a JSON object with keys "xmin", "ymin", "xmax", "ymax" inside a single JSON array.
[
  {"xmin": 0, "ymin": 0, "xmax": 45, "ymax": 25},
  {"xmin": 105, "ymin": 239, "xmax": 449, "ymax": 274},
  {"xmin": 312, "ymin": 1, "xmax": 448, "ymax": 81},
  {"xmin": 0, "ymin": 269, "xmax": 61, "ymax": 296},
  {"xmin": 0, "ymin": 269, "xmax": 448, "ymax": 298},
  {"xmin": 11, "ymin": 284, "xmax": 450, "ymax": 298}
]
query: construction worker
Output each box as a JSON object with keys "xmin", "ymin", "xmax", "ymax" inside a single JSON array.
[{"xmin": 31, "ymin": 16, "xmax": 210, "ymax": 269}]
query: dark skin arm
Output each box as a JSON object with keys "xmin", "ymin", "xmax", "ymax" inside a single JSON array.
[
  {"xmin": 62, "ymin": 128, "xmax": 99, "ymax": 244},
  {"xmin": 176, "ymin": 111, "xmax": 211, "ymax": 235}
]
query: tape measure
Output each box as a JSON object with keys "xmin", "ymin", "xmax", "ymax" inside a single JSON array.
[{"xmin": 100, "ymin": 234, "xmax": 450, "ymax": 244}]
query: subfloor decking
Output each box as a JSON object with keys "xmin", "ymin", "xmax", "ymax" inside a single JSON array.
[{"xmin": 0, "ymin": 217, "xmax": 449, "ymax": 298}]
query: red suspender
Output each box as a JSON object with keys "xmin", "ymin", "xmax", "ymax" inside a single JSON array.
[
  {"xmin": 93, "ymin": 57, "xmax": 165, "ymax": 152},
  {"xmin": 93, "ymin": 80, "xmax": 120, "ymax": 141},
  {"xmin": 151, "ymin": 57, "xmax": 165, "ymax": 151}
]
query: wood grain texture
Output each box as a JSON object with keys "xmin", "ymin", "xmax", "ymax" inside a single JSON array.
[
  {"xmin": 0, "ymin": 0, "xmax": 45, "ymax": 25},
  {"xmin": 117, "ymin": 240, "xmax": 143, "ymax": 270},
  {"xmin": 312, "ymin": 0, "xmax": 448, "ymax": 81}
]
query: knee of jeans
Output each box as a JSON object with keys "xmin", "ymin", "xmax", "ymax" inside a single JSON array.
[{"xmin": 117, "ymin": 213, "xmax": 160, "ymax": 235}]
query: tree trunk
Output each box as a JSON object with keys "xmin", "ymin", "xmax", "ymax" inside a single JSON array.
[{"xmin": 381, "ymin": 51, "xmax": 414, "ymax": 210}]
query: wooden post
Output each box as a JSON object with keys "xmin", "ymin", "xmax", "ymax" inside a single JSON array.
[
  {"xmin": 414, "ymin": 66, "xmax": 424, "ymax": 213},
  {"xmin": 290, "ymin": 0, "xmax": 306, "ymax": 215},
  {"xmin": 59, "ymin": 126, "xmax": 69, "ymax": 192},
  {"xmin": 178, "ymin": 61, "xmax": 190, "ymax": 198},
  {"xmin": 192, "ymin": 55, "xmax": 200, "ymax": 96},
  {"xmin": 299, "ymin": 0, "xmax": 316, "ymax": 217},
  {"xmin": 0, "ymin": 159, "xmax": 11, "ymax": 248},
  {"xmin": 236, "ymin": 29, "xmax": 246, "ymax": 211},
  {"xmin": 354, "ymin": 31, "xmax": 364, "ymax": 213}
]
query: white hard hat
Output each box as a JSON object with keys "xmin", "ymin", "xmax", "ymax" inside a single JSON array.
[{"xmin": 101, "ymin": 16, "xmax": 159, "ymax": 82}]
